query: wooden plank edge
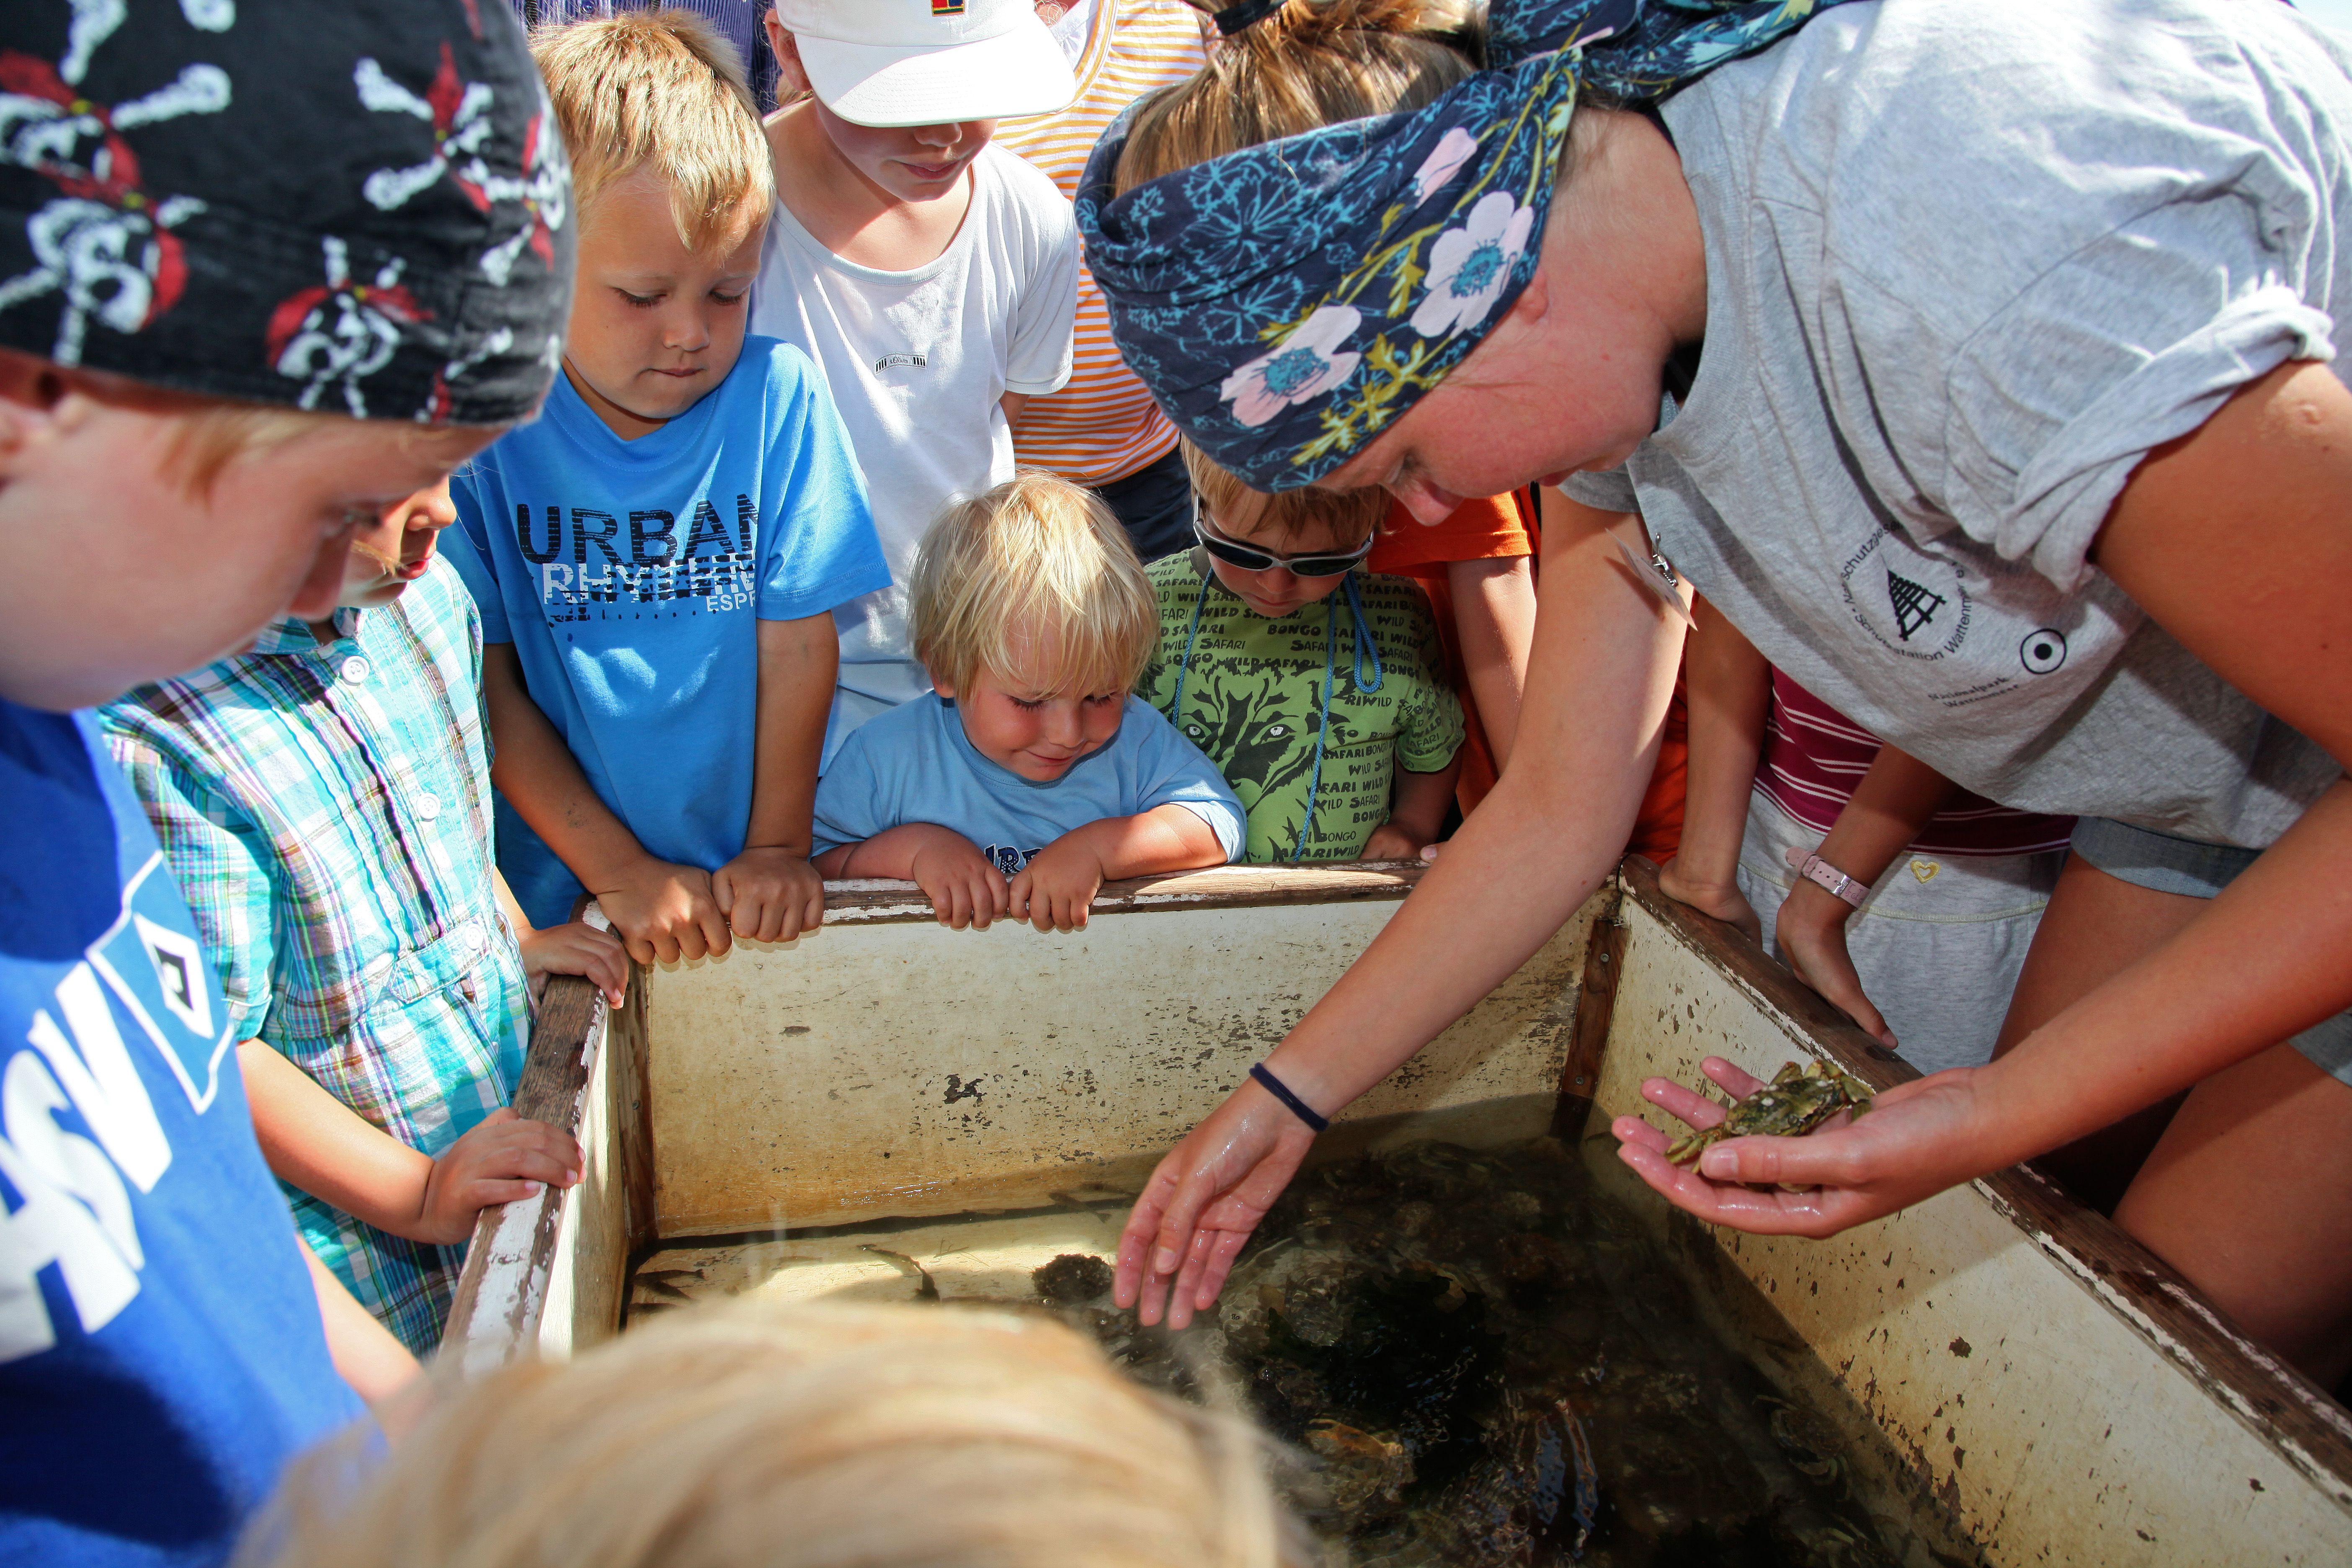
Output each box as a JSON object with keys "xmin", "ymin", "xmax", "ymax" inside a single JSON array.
[
  {"xmin": 614, "ymin": 960, "xmax": 659, "ymax": 1258},
  {"xmin": 439, "ymin": 972, "xmax": 607, "ymax": 1369},
  {"xmin": 818, "ymin": 860, "xmax": 1427, "ymax": 925},
  {"xmin": 1615, "ymin": 854, "xmax": 2352, "ymax": 1510},
  {"xmin": 1550, "ymin": 872, "xmax": 1626, "ymax": 1134}
]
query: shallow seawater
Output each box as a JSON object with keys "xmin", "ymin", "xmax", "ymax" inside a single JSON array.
[
  {"xmin": 627, "ymin": 1134, "xmax": 1985, "ymax": 1568},
  {"xmin": 1079, "ymin": 1137, "xmax": 1982, "ymax": 1568}
]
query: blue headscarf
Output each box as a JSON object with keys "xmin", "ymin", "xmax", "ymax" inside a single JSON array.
[{"xmin": 1078, "ymin": 0, "xmax": 1861, "ymax": 490}]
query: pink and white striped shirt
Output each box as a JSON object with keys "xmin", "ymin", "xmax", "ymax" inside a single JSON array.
[{"xmin": 1758, "ymin": 672, "xmax": 2074, "ymax": 856}]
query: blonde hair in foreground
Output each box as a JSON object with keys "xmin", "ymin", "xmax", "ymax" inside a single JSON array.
[
  {"xmin": 241, "ymin": 1299, "xmax": 1297, "ymax": 1568},
  {"xmin": 1182, "ymin": 438, "xmax": 1389, "ymax": 549},
  {"xmin": 911, "ymin": 472, "xmax": 1159, "ymax": 699},
  {"xmin": 531, "ymin": 9, "xmax": 774, "ymax": 250},
  {"xmin": 1120, "ymin": 0, "xmax": 1482, "ymax": 191}
]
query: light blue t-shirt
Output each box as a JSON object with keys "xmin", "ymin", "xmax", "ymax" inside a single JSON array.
[
  {"xmin": 446, "ymin": 338, "xmax": 893, "ymax": 927},
  {"xmin": 812, "ymin": 694, "xmax": 1245, "ymax": 872}
]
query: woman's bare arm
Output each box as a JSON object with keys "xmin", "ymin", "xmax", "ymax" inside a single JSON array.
[
  {"xmin": 1115, "ymin": 495, "xmax": 1689, "ymax": 1326},
  {"xmin": 1618, "ymin": 360, "xmax": 2352, "ymax": 1230}
]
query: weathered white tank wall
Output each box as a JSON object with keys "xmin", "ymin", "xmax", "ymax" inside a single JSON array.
[
  {"xmin": 643, "ymin": 892, "xmax": 1598, "ymax": 1235},
  {"xmin": 1592, "ymin": 894, "xmax": 2352, "ymax": 1565}
]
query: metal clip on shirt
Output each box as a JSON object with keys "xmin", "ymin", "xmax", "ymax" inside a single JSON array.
[{"xmin": 1610, "ymin": 524, "xmax": 1695, "ymax": 628}]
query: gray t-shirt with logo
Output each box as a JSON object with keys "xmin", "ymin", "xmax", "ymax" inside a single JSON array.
[{"xmin": 1565, "ymin": 0, "xmax": 2349, "ymax": 848}]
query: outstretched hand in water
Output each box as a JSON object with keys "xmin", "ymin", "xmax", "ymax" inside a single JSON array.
[
  {"xmin": 1114, "ymin": 1076, "xmax": 1320, "ymax": 1328},
  {"xmin": 1611, "ymin": 1055, "xmax": 1994, "ymax": 1237}
]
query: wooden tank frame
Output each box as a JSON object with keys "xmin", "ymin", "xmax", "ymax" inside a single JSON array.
[{"xmin": 441, "ymin": 858, "xmax": 2352, "ymax": 1564}]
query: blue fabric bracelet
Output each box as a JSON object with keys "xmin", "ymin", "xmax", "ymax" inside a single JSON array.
[{"xmin": 1250, "ymin": 1062, "xmax": 1330, "ymax": 1134}]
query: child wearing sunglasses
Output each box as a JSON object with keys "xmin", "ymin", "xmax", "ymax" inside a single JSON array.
[
  {"xmin": 1143, "ymin": 444, "xmax": 1465, "ymax": 863},
  {"xmin": 812, "ymin": 473, "xmax": 1243, "ymax": 932}
]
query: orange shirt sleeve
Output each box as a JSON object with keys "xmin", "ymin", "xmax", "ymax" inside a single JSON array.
[{"xmin": 1367, "ymin": 494, "xmax": 1534, "ymax": 575}]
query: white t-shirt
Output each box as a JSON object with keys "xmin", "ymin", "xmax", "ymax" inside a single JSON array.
[
  {"xmin": 1565, "ymin": 0, "xmax": 2349, "ymax": 849},
  {"xmin": 751, "ymin": 142, "xmax": 1080, "ymax": 766}
]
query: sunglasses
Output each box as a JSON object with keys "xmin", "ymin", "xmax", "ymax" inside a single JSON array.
[{"xmin": 1194, "ymin": 519, "xmax": 1376, "ymax": 579}]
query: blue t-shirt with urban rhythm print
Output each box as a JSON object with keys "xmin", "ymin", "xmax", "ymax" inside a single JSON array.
[
  {"xmin": 811, "ymin": 693, "xmax": 1246, "ymax": 872},
  {"xmin": 445, "ymin": 338, "xmax": 892, "ymax": 927},
  {"xmin": 0, "ymin": 701, "xmax": 360, "ymax": 1567}
]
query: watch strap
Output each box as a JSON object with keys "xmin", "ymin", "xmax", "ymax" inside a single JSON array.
[{"xmin": 1784, "ymin": 845, "xmax": 1869, "ymax": 908}]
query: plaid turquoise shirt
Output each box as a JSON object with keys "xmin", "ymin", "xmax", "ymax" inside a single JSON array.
[{"xmin": 99, "ymin": 558, "xmax": 529, "ymax": 1354}]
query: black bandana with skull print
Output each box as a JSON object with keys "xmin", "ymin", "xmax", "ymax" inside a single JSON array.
[{"xmin": 0, "ymin": 0, "xmax": 573, "ymax": 426}]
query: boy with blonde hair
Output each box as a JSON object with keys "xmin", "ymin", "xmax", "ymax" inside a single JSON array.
[
  {"xmin": 248, "ymin": 1297, "xmax": 1301, "ymax": 1568},
  {"xmin": 753, "ymin": 0, "xmax": 1082, "ymax": 763},
  {"xmin": 814, "ymin": 472, "xmax": 1241, "ymax": 932},
  {"xmin": 1146, "ymin": 444, "xmax": 1464, "ymax": 863},
  {"xmin": 446, "ymin": 12, "xmax": 890, "ymax": 964},
  {"xmin": 0, "ymin": 2, "xmax": 575, "ymax": 1558}
]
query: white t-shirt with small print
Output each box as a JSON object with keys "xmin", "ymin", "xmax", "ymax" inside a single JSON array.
[{"xmin": 752, "ymin": 142, "xmax": 1080, "ymax": 767}]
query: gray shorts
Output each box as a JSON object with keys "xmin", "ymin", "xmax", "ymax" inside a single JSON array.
[
  {"xmin": 1738, "ymin": 794, "xmax": 2060, "ymax": 1077},
  {"xmin": 2071, "ymin": 818, "xmax": 2352, "ymax": 1085}
]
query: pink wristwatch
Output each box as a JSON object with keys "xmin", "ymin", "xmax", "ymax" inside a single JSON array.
[{"xmin": 1785, "ymin": 845, "xmax": 1869, "ymax": 908}]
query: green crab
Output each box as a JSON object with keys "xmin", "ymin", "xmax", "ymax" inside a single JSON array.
[{"xmin": 1666, "ymin": 1059, "xmax": 1874, "ymax": 1167}]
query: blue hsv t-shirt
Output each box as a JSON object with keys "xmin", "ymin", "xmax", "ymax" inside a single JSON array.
[
  {"xmin": 0, "ymin": 701, "xmax": 359, "ymax": 1565},
  {"xmin": 445, "ymin": 338, "xmax": 892, "ymax": 927},
  {"xmin": 812, "ymin": 694, "xmax": 1245, "ymax": 872}
]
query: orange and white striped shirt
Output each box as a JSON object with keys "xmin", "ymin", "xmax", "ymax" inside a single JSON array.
[{"xmin": 997, "ymin": 1, "xmax": 1208, "ymax": 486}]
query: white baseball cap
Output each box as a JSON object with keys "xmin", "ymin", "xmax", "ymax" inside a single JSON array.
[{"xmin": 776, "ymin": 0, "xmax": 1079, "ymax": 128}]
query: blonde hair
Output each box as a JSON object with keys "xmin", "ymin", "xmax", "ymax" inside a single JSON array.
[
  {"xmin": 164, "ymin": 401, "xmax": 345, "ymax": 494},
  {"xmin": 531, "ymin": 10, "xmax": 773, "ymax": 251},
  {"xmin": 910, "ymin": 472, "xmax": 1158, "ymax": 700},
  {"xmin": 1119, "ymin": 1, "xmax": 1481, "ymax": 191},
  {"xmin": 242, "ymin": 1300, "xmax": 1298, "ymax": 1568},
  {"xmin": 1182, "ymin": 439, "xmax": 1388, "ymax": 549}
]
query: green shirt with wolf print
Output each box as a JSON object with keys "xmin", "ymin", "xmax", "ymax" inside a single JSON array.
[{"xmin": 1142, "ymin": 550, "xmax": 1465, "ymax": 862}]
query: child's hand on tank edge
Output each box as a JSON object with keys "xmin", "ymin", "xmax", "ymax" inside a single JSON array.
[
  {"xmin": 1007, "ymin": 836, "xmax": 1106, "ymax": 934},
  {"xmin": 1359, "ymin": 822, "xmax": 1434, "ymax": 863},
  {"xmin": 593, "ymin": 859, "xmax": 731, "ymax": 965},
  {"xmin": 1775, "ymin": 885, "xmax": 1898, "ymax": 1048},
  {"xmin": 1656, "ymin": 855, "xmax": 1764, "ymax": 942},
  {"xmin": 518, "ymin": 920, "xmax": 629, "ymax": 1006},
  {"xmin": 412, "ymin": 1108, "xmax": 582, "ymax": 1245},
  {"xmin": 714, "ymin": 847, "xmax": 826, "ymax": 944},
  {"xmin": 908, "ymin": 833, "xmax": 1010, "ymax": 931}
]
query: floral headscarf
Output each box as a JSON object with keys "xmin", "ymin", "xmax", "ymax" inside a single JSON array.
[{"xmin": 1078, "ymin": 0, "xmax": 1860, "ymax": 490}]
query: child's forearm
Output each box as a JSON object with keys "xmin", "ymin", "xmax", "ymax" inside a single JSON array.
[
  {"xmin": 1448, "ymin": 555, "xmax": 1537, "ymax": 767},
  {"xmin": 240, "ymin": 1041, "xmax": 438, "ymax": 1240},
  {"xmin": 1676, "ymin": 594, "xmax": 1770, "ymax": 890},
  {"xmin": 482, "ymin": 645, "xmax": 653, "ymax": 888},
  {"xmin": 745, "ymin": 614, "xmax": 838, "ymax": 856},
  {"xmin": 832, "ymin": 822, "xmax": 975, "ymax": 880},
  {"xmin": 1064, "ymin": 805, "xmax": 1230, "ymax": 878},
  {"xmin": 1777, "ymin": 743, "xmax": 1956, "ymax": 949},
  {"xmin": 1388, "ymin": 755, "xmax": 1462, "ymax": 843},
  {"xmin": 301, "ymin": 1238, "xmax": 421, "ymax": 1413},
  {"xmin": 491, "ymin": 867, "xmax": 534, "ymax": 935},
  {"xmin": 1811, "ymin": 742, "xmax": 1955, "ymax": 886}
]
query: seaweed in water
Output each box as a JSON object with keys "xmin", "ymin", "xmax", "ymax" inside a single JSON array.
[
  {"xmin": 1114, "ymin": 1139, "xmax": 1959, "ymax": 1567},
  {"xmin": 1032, "ymin": 1252, "xmax": 1115, "ymax": 1305}
]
